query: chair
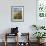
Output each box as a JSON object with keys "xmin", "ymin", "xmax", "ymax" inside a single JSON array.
[{"xmin": 4, "ymin": 27, "xmax": 19, "ymax": 46}]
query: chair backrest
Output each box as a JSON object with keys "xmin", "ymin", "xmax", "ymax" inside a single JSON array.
[{"xmin": 11, "ymin": 27, "xmax": 18, "ymax": 34}]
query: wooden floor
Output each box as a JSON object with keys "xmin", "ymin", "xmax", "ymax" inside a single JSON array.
[{"xmin": 0, "ymin": 42, "xmax": 46, "ymax": 46}]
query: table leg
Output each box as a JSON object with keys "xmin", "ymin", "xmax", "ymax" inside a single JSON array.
[{"xmin": 16, "ymin": 34, "xmax": 18, "ymax": 46}]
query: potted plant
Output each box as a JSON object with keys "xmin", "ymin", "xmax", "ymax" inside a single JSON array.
[
  {"xmin": 32, "ymin": 24, "xmax": 45, "ymax": 30},
  {"xmin": 32, "ymin": 25, "xmax": 39, "ymax": 30},
  {"xmin": 33, "ymin": 32, "xmax": 46, "ymax": 43},
  {"xmin": 40, "ymin": 26, "xmax": 45, "ymax": 29}
]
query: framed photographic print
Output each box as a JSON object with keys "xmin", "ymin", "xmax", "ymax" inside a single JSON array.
[
  {"xmin": 36, "ymin": 0, "xmax": 46, "ymax": 26},
  {"xmin": 11, "ymin": 6, "xmax": 24, "ymax": 22},
  {"xmin": 37, "ymin": 0, "xmax": 46, "ymax": 19}
]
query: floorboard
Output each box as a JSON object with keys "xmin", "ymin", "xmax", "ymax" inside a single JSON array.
[{"xmin": 0, "ymin": 42, "xmax": 46, "ymax": 46}]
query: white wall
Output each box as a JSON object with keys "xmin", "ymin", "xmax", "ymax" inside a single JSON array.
[
  {"xmin": 0, "ymin": 0, "xmax": 36, "ymax": 34},
  {"xmin": 0, "ymin": 0, "xmax": 36, "ymax": 42}
]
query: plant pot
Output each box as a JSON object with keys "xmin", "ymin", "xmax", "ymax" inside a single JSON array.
[
  {"xmin": 37, "ymin": 39, "xmax": 40, "ymax": 43},
  {"xmin": 37, "ymin": 38, "xmax": 44, "ymax": 44}
]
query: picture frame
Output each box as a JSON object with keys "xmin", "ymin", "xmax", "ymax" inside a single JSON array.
[
  {"xmin": 36, "ymin": 0, "xmax": 46, "ymax": 26},
  {"xmin": 37, "ymin": 0, "xmax": 46, "ymax": 19},
  {"xmin": 11, "ymin": 6, "xmax": 24, "ymax": 22}
]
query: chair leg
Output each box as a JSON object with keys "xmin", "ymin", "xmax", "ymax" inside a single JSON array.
[
  {"xmin": 4, "ymin": 33, "xmax": 7, "ymax": 46},
  {"xmin": 17, "ymin": 34, "xmax": 18, "ymax": 46},
  {"xmin": 4, "ymin": 41, "xmax": 7, "ymax": 46}
]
